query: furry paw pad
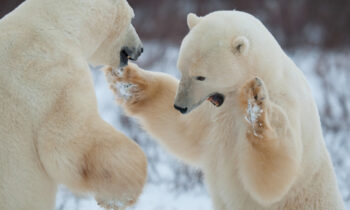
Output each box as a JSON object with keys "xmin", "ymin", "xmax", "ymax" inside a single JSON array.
[
  {"xmin": 103, "ymin": 64, "xmax": 147, "ymax": 104},
  {"xmin": 240, "ymin": 77, "xmax": 269, "ymax": 139},
  {"xmin": 115, "ymin": 82, "xmax": 139, "ymax": 101},
  {"xmin": 97, "ymin": 198, "xmax": 136, "ymax": 210}
]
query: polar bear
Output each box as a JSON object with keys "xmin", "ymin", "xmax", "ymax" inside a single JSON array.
[
  {"xmin": 104, "ymin": 10, "xmax": 345, "ymax": 210},
  {"xmin": 0, "ymin": 0, "xmax": 147, "ymax": 209}
]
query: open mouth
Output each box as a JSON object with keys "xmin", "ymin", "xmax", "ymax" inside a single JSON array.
[
  {"xmin": 207, "ymin": 93, "xmax": 225, "ymax": 107},
  {"xmin": 120, "ymin": 49, "xmax": 131, "ymax": 67},
  {"xmin": 120, "ymin": 48, "xmax": 137, "ymax": 67}
]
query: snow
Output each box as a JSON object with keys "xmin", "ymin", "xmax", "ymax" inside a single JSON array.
[
  {"xmin": 245, "ymin": 99, "xmax": 264, "ymax": 137},
  {"xmin": 56, "ymin": 184, "xmax": 211, "ymax": 210},
  {"xmin": 115, "ymin": 67, "xmax": 124, "ymax": 77},
  {"xmin": 56, "ymin": 43, "xmax": 350, "ymax": 209},
  {"xmin": 245, "ymin": 99, "xmax": 263, "ymax": 137},
  {"xmin": 115, "ymin": 82, "xmax": 137, "ymax": 100}
]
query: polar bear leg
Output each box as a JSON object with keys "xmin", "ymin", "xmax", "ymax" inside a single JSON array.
[
  {"xmin": 103, "ymin": 64, "xmax": 210, "ymax": 165},
  {"xmin": 238, "ymin": 77, "xmax": 300, "ymax": 206},
  {"xmin": 211, "ymin": 195, "xmax": 226, "ymax": 210},
  {"xmin": 79, "ymin": 119, "xmax": 147, "ymax": 209},
  {"xmin": 38, "ymin": 113, "xmax": 147, "ymax": 209},
  {"xmin": 205, "ymin": 178, "xmax": 227, "ymax": 210}
]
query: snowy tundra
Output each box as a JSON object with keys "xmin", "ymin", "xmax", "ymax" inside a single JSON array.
[
  {"xmin": 105, "ymin": 11, "xmax": 345, "ymax": 210},
  {"xmin": 0, "ymin": 0, "xmax": 147, "ymax": 209}
]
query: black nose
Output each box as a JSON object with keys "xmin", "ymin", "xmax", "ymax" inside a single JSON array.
[
  {"xmin": 174, "ymin": 104, "xmax": 188, "ymax": 114},
  {"xmin": 136, "ymin": 47, "xmax": 143, "ymax": 58}
]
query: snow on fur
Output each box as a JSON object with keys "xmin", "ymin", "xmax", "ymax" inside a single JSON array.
[
  {"xmin": 245, "ymin": 99, "xmax": 263, "ymax": 137},
  {"xmin": 116, "ymin": 82, "xmax": 138, "ymax": 100}
]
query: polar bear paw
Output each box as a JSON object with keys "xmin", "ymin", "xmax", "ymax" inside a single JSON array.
[
  {"xmin": 240, "ymin": 77, "xmax": 271, "ymax": 140},
  {"xmin": 97, "ymin": 197, "xmax": 136, "ymax": 210},
  {"xmin": 104, "ymin": 64, "xmax": 148, "ymax": 105}
]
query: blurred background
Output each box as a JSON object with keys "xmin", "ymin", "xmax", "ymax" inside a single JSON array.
[{"xmin": 1, "ymin": 0, "xmax": 350, "ymax": 209}]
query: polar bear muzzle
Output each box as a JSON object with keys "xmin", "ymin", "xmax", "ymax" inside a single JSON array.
[{"xmin": 120, "ymin": 46, "xmax": 143, "ymax": 67}]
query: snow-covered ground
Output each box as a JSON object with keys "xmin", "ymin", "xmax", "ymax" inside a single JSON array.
[
  {"xmin": 56, "ymin": 185, "xmax": 210, "ymax": 210},
  {"xmin": 56, "ymin": 43, "xmax": 350, "ymax": 209}
]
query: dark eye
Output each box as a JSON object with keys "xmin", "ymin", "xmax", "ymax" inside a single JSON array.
[{"xmin": 196, "ymin": 76, "xmax": 206, "ymax": 81}]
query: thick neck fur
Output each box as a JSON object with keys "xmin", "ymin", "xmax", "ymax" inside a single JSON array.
[
  {"xmin": 247, "ymin": 27, "xmax": 287, "ymax": 77},
  {"xmin": 6, "ymin": 0, "xmax": 132, "ymax": 58},
  {"xmin": 242, "ymin": 25, "xmax": 298, "ymax": 94}
]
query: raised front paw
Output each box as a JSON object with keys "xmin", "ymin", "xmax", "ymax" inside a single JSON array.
[
  {"xmin": 240, "ymin": 77, "xmax": 271, "ymax": 140},
  {"xmin": 103, "ymin": 63, "xmax": 148, "ymax": 104},
  {"xmin": 97, "ymin": 197, "xmax": 136, "ymax": 210}
]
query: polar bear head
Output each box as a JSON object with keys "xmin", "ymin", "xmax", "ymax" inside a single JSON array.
[
  {"xmin": 174, "ymin": 11, "xmax": 281, "ymax": 114},
  {"xmin": 88, "ymin": 0, "xmax": 143, "ymax": 68}
]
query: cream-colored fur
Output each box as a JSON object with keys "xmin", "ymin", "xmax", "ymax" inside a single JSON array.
[
  {"xmin": 105, "ymin": 10, "xmax": 345, "ymax": 210},
  {"xmin": 0, "ymin": 0, "xmax": 147, "ymax": 209}
]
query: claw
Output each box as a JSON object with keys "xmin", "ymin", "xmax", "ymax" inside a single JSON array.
[{"xmin": 255, "ymin": 77, "xmax": 263, "ymax": 86}]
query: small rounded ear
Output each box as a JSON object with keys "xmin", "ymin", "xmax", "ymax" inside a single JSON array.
[
  {"xmin": 232, "ymin": 36, "xmax": 250, "ymax": 55},
  {"xmin": 187, "ymin": 13, "xmax": 201, "ymax": 30}
]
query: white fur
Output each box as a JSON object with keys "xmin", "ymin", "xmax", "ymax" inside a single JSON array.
[
  {"xmin": 0, "ymin": 0, "xmax": 147, "ymax": 209},
  {"xmin": 111, "ymin": 11, "xmax": 345, "ymax": 210},
  {"xmin": 174, "ymin": 11, "xmax": 345, "ymax": 210}
]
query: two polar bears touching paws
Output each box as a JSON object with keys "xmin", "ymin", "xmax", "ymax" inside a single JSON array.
[
  {"xmin": 0, "ymin": 0, "xmax": 344, "ymax": 209},
  {"xmin": 105, "ymin": 11, "xmax": 345, "ymax": 210}
]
